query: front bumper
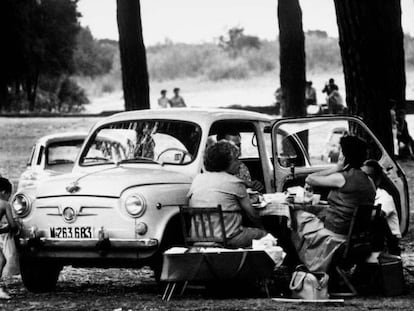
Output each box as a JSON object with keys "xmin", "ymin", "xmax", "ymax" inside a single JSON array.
[
  {"xmin": 17, "ymin": 236, "xmax": 159, "ymax": 261},
  {"xmin": 18, "ymin": 237, "xmax": 158, "ymax": 249}
]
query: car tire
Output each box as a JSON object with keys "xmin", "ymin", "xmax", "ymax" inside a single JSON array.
[{"xmin": 20, "ymin": 258, "xmax": 62, "ymax": 292}]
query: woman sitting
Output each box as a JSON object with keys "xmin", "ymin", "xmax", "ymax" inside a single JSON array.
[
  {"xmin": 292, "ymin": 136, "xmax": 376, "ymax": 272},
  {"xmin": 188, "ymin": 140, "xmax": 267, "ymax": 248}
]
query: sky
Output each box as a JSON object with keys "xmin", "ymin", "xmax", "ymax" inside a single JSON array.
[{"xmin": 78, "ymin": 0, "xmax": 414, "ymax": 45}]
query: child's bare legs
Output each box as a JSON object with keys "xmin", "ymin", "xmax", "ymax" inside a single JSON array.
[{"xmin": 0, "ymin": 250, "xmax": 10, "ymax": 299}]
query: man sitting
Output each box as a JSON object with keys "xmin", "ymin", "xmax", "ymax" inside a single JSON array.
[{"xmin": 362, "ymin": 160, "xmax": 401, "ymax": 255}]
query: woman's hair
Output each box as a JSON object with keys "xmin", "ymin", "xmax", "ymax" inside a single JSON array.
[
  {"xmin": 340, "ymin": 135, "xmax": 368, "ymax": 168},
  {"xmin": 204, "ymin": 140, "xmax": 238, "ymax": 172}
]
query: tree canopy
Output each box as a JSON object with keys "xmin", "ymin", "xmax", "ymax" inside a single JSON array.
[{"xmin": 0, "ymin": 0, "xmax": 81, "ymax": 112}]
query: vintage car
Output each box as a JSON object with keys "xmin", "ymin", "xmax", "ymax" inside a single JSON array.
[
  {"xmin": 17, "ymin": 132, "xmax": 87, "ymax": 191},
  {"xmin": 11, "ymin": 109, "xmax": 409, "ymax": 292}
]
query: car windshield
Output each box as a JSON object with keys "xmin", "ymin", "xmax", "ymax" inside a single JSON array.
[
  {"xmin": 80, "ymin": 120, "xmax": 202, "ymax": 166},
  {"xmin": 46, "ymin": 140, "xmax": 84, "ymax": 167}
]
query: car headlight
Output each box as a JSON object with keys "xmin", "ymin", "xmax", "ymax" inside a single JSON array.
[
  {"xmin": 124, "ymin": 194, "xmax": 146, "ymax": 217},
  {"xmin": 12, "ymin": 194, "xmax": 31, "ymax": 217}
]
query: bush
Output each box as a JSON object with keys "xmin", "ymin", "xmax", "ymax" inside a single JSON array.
[
  {"xmin": 57, "ymin": 77, "xmax": 89, "ymax": 112},
  {"xmin": 205, "ymin": 57, "xmax": 250, "ymax": 81}
]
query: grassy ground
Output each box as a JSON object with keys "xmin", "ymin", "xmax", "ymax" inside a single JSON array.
[{"xmin": 1, "ymin": 117, "xmax": 414, "ymax": 309}]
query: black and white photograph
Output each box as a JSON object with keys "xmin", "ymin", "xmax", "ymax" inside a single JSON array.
[{"xmin": 1, "ymin": 0, "xmax": 414, "ymax": 310}]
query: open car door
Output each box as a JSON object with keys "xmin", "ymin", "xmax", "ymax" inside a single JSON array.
[{"xmin": 271, "ymin": 115, "xmax": 410, "ymax": 235}]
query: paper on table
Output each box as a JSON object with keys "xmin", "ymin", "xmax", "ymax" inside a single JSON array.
[{"xmin": 262, "ymin": 192, "xmax": 288, "ymax": 204}]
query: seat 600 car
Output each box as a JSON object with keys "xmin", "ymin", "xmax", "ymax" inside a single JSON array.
[
  {"xmin": 17, "ymin": 132, "xmax": 87, "ymax": 191},
  {"xmin": 11, "ymin": 108, "xmax": 409, "ymax": 292}
]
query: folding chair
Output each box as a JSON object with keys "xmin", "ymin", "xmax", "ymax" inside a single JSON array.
[
  {"xmin": 180, "ymin": 205, "xmax": 228, "ymax": 248},
  {"xmin": 331, "ymin": 204, "xmax": 382, "ymax": 297},
  {"xmin": 161, "ymin": 205, "xmax": 273, "ymax": 301}
]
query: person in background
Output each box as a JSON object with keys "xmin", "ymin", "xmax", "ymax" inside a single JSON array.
[
  {"xmin": 157, "ymin": 89, "xmax": 170, "ymax": 108},
  {"xmin": 305, "ymin": 81, "xmax": 317, "ymax": 106},
  {"xmin": 322, "ymin": 78, "xmax": 338, "ymax": 96},
  {"xmin": 362, "ymin": 159, "xmax": 401, "ymax": 255},
  {"xmin": 291, "ymin": 136, "xmax": 376, "ymax": 272},
  {"xmin": 188, "ymin": 140, "xmax": 267, "ymax": 248},
  {"xmin": 274, "ymin": 87, "xmax": 284, "ymax": 115},
  {"xmin": 217, "ymin": 130, "xmax": 264, "ymax": 192},
  {"xmin": 169, "ymin": 87, "xmax": 186, "ymax": 107},
  {"xmin": 0, "ymin": 177, "xmax": 18, "ymax": 299}
]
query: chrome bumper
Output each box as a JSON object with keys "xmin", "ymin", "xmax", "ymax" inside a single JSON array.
[{"xmin": 18, "ymin": 237, "xmax": 158, "ymax": 250}]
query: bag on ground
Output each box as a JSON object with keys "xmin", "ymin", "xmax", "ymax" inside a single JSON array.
[{"xmin": 289, "ymin": 265, "xmax": 329, "ymax": 300}]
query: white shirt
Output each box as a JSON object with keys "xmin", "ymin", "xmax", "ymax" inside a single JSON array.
[{"xmin": 376, "ymin": 188, "xmax": 401, "ymax": 237}]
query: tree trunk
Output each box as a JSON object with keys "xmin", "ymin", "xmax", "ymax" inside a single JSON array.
[
  {"xmin": 333, "ymin": 0, "xmax": 406, "ymax": 155},
  {"xmin": 116, "ymin": 0, "xmax": 150, "ymax": 111},
  {"xmin": 278, "ymin": 0, "xmax": 306, "ymax": 117}
]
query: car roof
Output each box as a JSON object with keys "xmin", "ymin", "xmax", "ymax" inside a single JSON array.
[
  {"xmin": 93, "ymin": 108, "xmax": 273, "ymax": 128},
  {"xmin": 36, "ymin": 132, "xmax": 88, "ymax": 145}
]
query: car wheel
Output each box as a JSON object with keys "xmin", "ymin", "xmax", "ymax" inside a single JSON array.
[{"xmin": 20, "ymin": 257, "xmax": 62, "ymax": 292}]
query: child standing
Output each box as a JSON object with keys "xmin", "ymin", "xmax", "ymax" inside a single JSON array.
[{"xmin": 0, "ymin": 177, "xmax": 18, "ymax": 299}]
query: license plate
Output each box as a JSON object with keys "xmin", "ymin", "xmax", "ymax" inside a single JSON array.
[{"xmin": 50, "ymin": 226, "xmax": 93, "ymax": 239}]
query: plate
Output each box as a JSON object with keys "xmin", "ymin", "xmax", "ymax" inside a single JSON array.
[{"xmin": 50, "ymin": 226, "xmax": 93, "ymax": 239}]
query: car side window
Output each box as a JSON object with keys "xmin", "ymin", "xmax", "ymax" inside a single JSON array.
[{"xmin": 275, "ymin": 120, "xmax": 383, "ymax": 168}]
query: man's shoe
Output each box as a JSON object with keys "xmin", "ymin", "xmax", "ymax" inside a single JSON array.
[{"xmin": 0, "ymin": 288, "xmax": 11, "ymax": 300}]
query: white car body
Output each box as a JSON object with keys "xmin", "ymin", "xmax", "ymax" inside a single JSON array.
[{"xmin": 18, "ymin": 132, "xmax": 87, "ymax": 191}]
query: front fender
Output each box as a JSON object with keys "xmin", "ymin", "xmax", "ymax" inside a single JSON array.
[{"xmin": 120, "ymin": 183, "xmax": 190, "ymax": 244}]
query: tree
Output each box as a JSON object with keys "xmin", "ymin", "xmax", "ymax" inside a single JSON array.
[
  {"xmin": 0, "ymin": 0, "xmax": 80, "ymax": 112},
  {"xmin": 278, "ymin": 0, "xmax": 306, "ymax": 117},
  {"xmin": 219, "ymin": 27, "xmax": 261, "ymax": 58},
  {"xmin": 116, "ymin": 0, "xmax": 149, "ymax": 111},
  {"xmin": 73, "ymin": 27, "xmax": 116, "ymax": 77},
  {"xmin": 333, "ymin": 0, "xmax": 406, "ymax": 155}
]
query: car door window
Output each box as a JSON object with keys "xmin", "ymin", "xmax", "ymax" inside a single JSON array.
[{"xmin": 274, "ymin": 119, "xmax": 382, "ymax": 168}]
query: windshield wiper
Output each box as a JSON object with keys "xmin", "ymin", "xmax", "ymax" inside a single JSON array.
[
  {"xmin": 117, "ymin": 157, "xmax": 161, "ymax": 165},
  {"xmin": 82, "ymin": 157, "xmax": 115, "ymax": 165}
]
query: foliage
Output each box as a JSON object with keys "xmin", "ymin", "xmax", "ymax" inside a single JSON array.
[
  {"xmin": 57, "ymin": 77, "xmax": 89, "ymax": 112},
  {"xmin": 305, "ymin": 32, "xmax": 342, "ymax": 71},
  {"xmin": 0, "ymin": 0, "xmax": 83, "ymax": 112},
  {"xmin": 405, "ymin": 34, "xmax": 414, "ymax": 69},
  {"xmin": 219, "ymin": 27, "xmax": 261, "ymax": 57},
  {"xmin": 73, "ymin": 27, "xmax": 117, "ymax": 77}
]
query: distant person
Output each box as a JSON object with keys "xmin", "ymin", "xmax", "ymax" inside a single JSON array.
[
  {"xmin": 0, "ymin": 177, "xmax": 18, "ymax": 299},
  {"xmin": 390, "ymin": 101, "xmax": 399, "ymax": 157},
  {"xmin": 328, "ymin": 88, "xmax": 345, "ymax": 114},
  {"xmin": 274, "ymin": 87, "xmax": 284, "ymax": 115},
  {"xmin": 397, "ymin": 113, "xmax": 414, "ymax": 159},
  {"xmin": 322, "ymin": 78, "xmax": 339, "ymax": 96},
  {"xmin": 305, "ymin": 81, "xmax": 317, "ymax": 106},
  {"xmin": 157, "ymin": 90, "xmax": 170, "ymax": 108},
  {"xmin": 169, "ymin": 87, "xmax": 186, "ymax": 108},
  {"xmin": 362, "ymin": 159, "xmax": 401, "ymax": 255}
]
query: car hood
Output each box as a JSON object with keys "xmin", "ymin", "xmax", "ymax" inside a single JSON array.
[{"xmin": 35, "ymin": 166, "xmax": 192, "ymax": 198}]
